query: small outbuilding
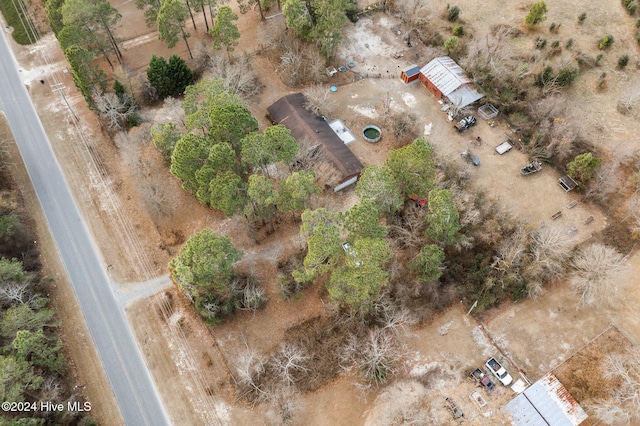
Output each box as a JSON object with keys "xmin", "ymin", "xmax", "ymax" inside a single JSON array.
[
  {"xmin": 419, "ymin": 56, "xmax": 484, "ymax": 109},
  {"xmin": 400, "ymin": 64, "xmax": 421, "ymax": 84},
  {"xmin": 503, "ymin": 373, "xmax": 588, "ymax": 426},
  {"xmin": 267, "ymin": 93, "xmax": 363, "ymax": 192}
]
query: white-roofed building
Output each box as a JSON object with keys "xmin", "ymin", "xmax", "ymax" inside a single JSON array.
[
  {"xmin": 503, "ymin": 372, "xmax": 588, "ymax": 426},
  {"xmin": 328, "ymin": 119, "xmax": 356, "ymax": 145},
  {"xmin": 419, "ymin": 56, "xmax": 484, "ymax": 109}
]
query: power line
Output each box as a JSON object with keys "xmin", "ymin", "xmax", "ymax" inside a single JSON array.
[{"xmin": 8, "ymin": 2, "xmax": 226, "ymax": 424}]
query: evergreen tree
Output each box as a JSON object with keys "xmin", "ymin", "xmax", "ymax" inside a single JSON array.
[
  {"xmin": 136, "ymin": 0, "xmax": 162, "ymax": 27},
  {"xmin": 151, "ymin": 122, "xmax": 182, "ymax": 163},
  {"xmin": 283, "ymin": 0, "xmax": 352, "ymax": 57},
  {"xmin": 209, "ymin": 6, "xmax": 240, "ymax": 60},
  {"xmin": 64, "ymin": 44, "xmax": 107, "ymax": 106},
  {"xmin": 157, "ymin": 0, "xmax": 193, "ymax": 58},
  {"xmin": 146, "ymin": 54, "xmax": 192, "ymax": 99},
  {"xmin": 169, "ymin": 229, "xmax": 243, "ymax": 321},
  {"xmin": 525, "ymin": 1, "xmax": 547, "ymax": 28},
  {"xmin": 167, "ymin": 54, "xmax": 193, "ymax": 95}
]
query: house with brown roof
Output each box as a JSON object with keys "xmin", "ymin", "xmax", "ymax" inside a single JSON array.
[{"xmin": 267, "ymin": 93, "xmax": 363, "ymax": 191}]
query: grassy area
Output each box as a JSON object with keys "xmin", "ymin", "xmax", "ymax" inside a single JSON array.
[{"xmin": 0, "ymin": 0, "xmax": 39, "ymax": 44}]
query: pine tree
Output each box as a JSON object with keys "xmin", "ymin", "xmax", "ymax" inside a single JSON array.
[
  {"xmin": 146, "ymin": 54, "xmax": 192, "ymax": 99},
  {"xmin": 167, "ymin": 54, "xmax": 193, "ymax": 96}
]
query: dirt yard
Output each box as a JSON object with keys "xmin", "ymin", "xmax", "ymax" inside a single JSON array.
[{"xmin": 5, "ymin": 0, "xmax": 640, "ymax": 424}]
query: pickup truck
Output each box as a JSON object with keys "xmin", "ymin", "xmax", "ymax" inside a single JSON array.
[
  {"xmin": 454, "ymin": 115, "xmax": 477, "ymax": 132},
  {"xmin": 470, "ymin": 368, "xmax": 495, "ymax": 393},
  {"xmin": 485, "ymin": 357, "xmax": 513, "ymax": 386}
]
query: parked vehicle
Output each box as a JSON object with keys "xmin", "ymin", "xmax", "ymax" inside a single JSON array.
[
  {"xmin": 454, "ymin": 115, "xmax": 477, "ymax": 132},
  {"xmin": 495, "ymin": 141, "xmax": 513, "ymax": 155},
  {"xmin": 485, "ymin": 357, "xmax": 513, "ymax": 386},
  {"xmin": 461, "ymin": 149, "xmax": 480, "ymax": 166},
  {"xmin": 520, "ymin": 159, "xmax": 543, "ymax": 175},
  {"xmin": 470, "ymin": 368, "xmax": 495, "ymax": 393}
]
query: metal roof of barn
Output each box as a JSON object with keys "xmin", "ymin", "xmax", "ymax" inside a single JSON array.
[
  {"xmin": 447, "ymin": 84, "xmax": 485, "ymax": 109},
  {"xmin": 420, "ymin": 56, "xmax": 471, "ymax": 96},
  {"xmin": 503, "ymin": 373, "xmax": 588, "ymax": 426}
]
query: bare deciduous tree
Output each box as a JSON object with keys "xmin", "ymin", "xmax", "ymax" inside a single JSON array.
[
  {"xmin": 527, "ymin": 224, "xmax": 570, "ymax": 281},
  {"xmin": 94, "ymin": 92, "xmax": 137, "ymax": 131},
  {"xmin": 265, "ymin": 385, "xmax": 303, "ymax": 425},
  {"xmin": 112, "ymin": 65, "xmax": 145, "ymax": 106},
  {"xmin": 388, "ymin": 207, "xmax": 427, "ymax": 250},
  {"xmin": 592, "ymin": 402, "xmax": 629, "ymax": 426},
  {"xmin": 373, "ymin": 297, "xmax": 418, "ymax": 333},
  {"xmin": 233, "ymin": 347, "xmax": 267, "ymax": 399},
  {"xmin": 208, "ymin": 54, "xmax": 262, "ymax": 98},
  {"xmin": 627, "ymin": 194, "xmax": 640, "ymax": 239},
  {"xmin": 569, "ymin": 243, "xmax": 628, "ymax": 308},
  {"xmin": 39, "ymin": 376, "xmax": 63, "ymax": 403},
  {"xmin": 461, "ymin": 26, "xmax": 516, "ymax": 80},
  {"xmin": 585, "ymin": 163, "xmax": 624, "ymax": 205},
  {"xmin": 269, "ymin": 344, "xmax": 309, "ymax": 386},
  {"xmin": 617, "ymin": 83, "xmax": 640, "ymax": 116},
  {"xmin": 302, "ymin": 85, "xmax": 338, "ymax": 118},
  {"xmin": 391, "ymin": 0, "xmax": 433, "ymax": 28},
  {"xmin": 529, "ymin": 95, "xmax": 566, "ymax": 126},
  {"xmin": 491, "ymin": 229, "xmax": 527, "ymax": 277},
  {"xmin": 592, "ymin": 346, "xmax": 640, "ymax": 425},
  {"xmin": 277, "ymin": 36, "xmax": 325, "ymax": 86},
  {"xmin": 341, "ymin": 328, "xmax": 403, "ymax": 383},
  {"xmin": 391, "ymin": 113, "xmax": 417, "ymax": 138},
  {"xmin": 0, "ymin": 280, "xmax": 35, "ymax": 307},
  {"xmin": 239, "ymin": 282, "xmax": 267, "ymax": 311}
]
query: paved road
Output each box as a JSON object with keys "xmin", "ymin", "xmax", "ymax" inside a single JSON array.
[{"xmin": 0, "ymin": 29, "xmax": 170, "ymax": 426}]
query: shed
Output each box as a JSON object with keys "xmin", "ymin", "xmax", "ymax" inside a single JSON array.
[
  {"xmin": 503, "ymin": 373, "xmax": 588, "ymax": 426},
  {"xmin": 400, "ymin": 64, "xmax": 421, "ymax": 84},
  {"xmin": 419, "ymin": 56, "xmax": 484, "ymax": 109},
  {"xmin": 267, "ymin": 93, "xmax": 363, "ymax": 191}
]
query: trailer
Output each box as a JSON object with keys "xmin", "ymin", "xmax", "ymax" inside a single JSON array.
[
  {"xmin": 559, "ymin": 175, "xmax": 578, "ymax": 192},
  {"xmin": 445, "ymin": 397, "xmax": 464, "ymax": 419},
  {"xmin": 495, "ymin": 141, "xmax": 513, "ymax": 155}
]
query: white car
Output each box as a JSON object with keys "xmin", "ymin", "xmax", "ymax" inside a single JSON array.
[{"xmin": 485, "ymin": 357, "xmax": 513, "ymax": 386}]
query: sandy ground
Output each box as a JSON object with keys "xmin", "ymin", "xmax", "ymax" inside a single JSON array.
[{"xmin": 4, "ymin": 0, "xmax": 640, "ymax": 424}]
